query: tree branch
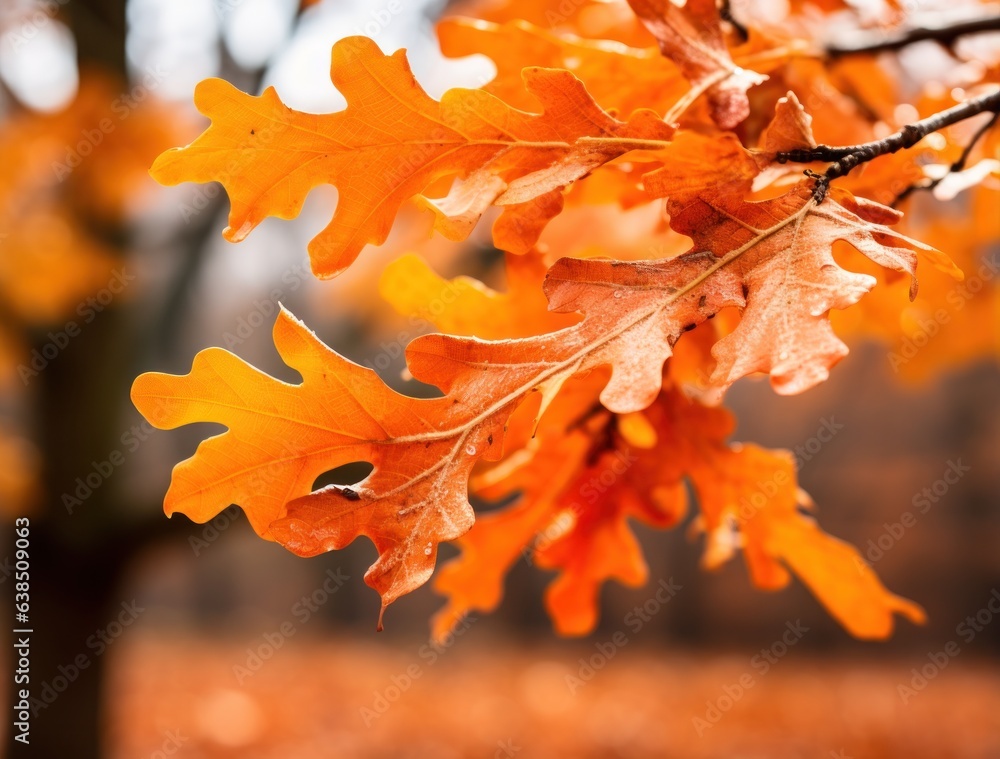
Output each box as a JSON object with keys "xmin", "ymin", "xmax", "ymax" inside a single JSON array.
[
  {"xmin": 892, "ymin": 110, "xmax": 1000, "ymax": 206},
  {"xmin": 775, "ymin": 89, "xmax": 1000, "ymax": 200},
  {"xmin": 826, "ymin": 13, "xmax": 1000, "ymax": 58}
]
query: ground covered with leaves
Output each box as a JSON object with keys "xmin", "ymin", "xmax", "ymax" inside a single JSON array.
[{"xmin": 104, "ymin": 635, "xmax": 1000, "ymax": 759}]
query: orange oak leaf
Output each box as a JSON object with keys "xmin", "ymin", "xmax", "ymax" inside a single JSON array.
[
  {"xmin": 832, "ymin": 187, "xmax": 1000, "ymax": 381},
  {"xmin": 666, "ymin": 184, "xmax": 961, "ymax": 398},
  {"xmin": 439, "ymin": 16, "xmax": 795, "ymax": 128},
  {"xmin": 149, "ymin": 36, "xmax": 674, "ymax": 278},
  {"xmin": 771, "ymin": 58, "xmax": 879, "ymax": 148},
  {"xmin": 431, "ymin": 414, "xmax": 601, "ymax": 640},
  {"xmin": 380, "ymin": 247, "xmax": 625, "ymax": 634},
  {"xmin": 757, "ymin": 91, "xmax": 817, "ymax": 159},
  {"xmin": 132, "ymin": 307, "xmax": 502, "ymax": 624},
  {"xmin": 516, "ymin": 418, "xmax": 687, "ymax": 637},
  {"xmin": 437, "ymin": 16, "xmax": 692, "ymax": 118},
  {"xmin": 435, "ymin": 385, "xmax": 924, "ymax": 639},
  {"xmin": 642, "ymin": 130, "xmax": 759, "ymax": 200},
  {"xmin": 664, "ymin": 391, "xmax": 926, "ymax": 639},
  {"xmin": 265, "ymin": 252, "xmax": 742, "ymax": 622},
  {"xmin": 491, "ymin": 189, "xmax": 566, "ymax": 255},
  {"xmin": 640, "ymin": 90, "xmax": 817, "ymax": 205},
  {"xmin": 626, "ymin": 0, "xmax": 766, "ymax": 128}
]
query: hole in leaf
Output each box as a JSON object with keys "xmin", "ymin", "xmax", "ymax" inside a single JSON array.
[{"xmin": 312, "ymin": 461, "xmax": 373, "ymax": 491}]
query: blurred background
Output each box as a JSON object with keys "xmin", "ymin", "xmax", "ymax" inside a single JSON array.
[{"xmin": 0, "ymin": 0, "xmax": 998, "ymax": 757}]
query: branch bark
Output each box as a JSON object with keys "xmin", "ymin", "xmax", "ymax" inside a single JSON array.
[
  {"xmin": 775, "ymin": 89, "xmax": 1000, "ymax": 199},
  {"xmin": 893, "ymin": 110, "xmax": 1000, "ymax": 206},
  {"xmin": 826, "ymin": 13, "xmax": 1000, "ymax": 58}
]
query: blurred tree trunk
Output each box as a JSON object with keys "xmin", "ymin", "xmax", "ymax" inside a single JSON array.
[{"xmin": 4, "ymin": 2, "xmax": 127, "ymax": 757}]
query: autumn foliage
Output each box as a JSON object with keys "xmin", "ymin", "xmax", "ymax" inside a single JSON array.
[{"xmin": 130, "ymin": 0, "xmax": 999, "ymax": 637}]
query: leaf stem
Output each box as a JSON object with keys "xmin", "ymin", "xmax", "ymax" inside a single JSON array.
[{"xmin": 662, "ymin": 68, "xmax": 729, "ymax": 125}]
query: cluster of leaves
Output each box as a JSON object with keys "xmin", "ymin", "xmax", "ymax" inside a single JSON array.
[{"xmin": 133, "ymin": 0, "xmax": 999, "ymax": 635}]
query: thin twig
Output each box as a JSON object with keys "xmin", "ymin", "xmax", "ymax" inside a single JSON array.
[
  {"xmin": 776, "ymin": 89, "xmax": 1000, "ymax": 200},
  {"xmin": 826, "ymin": 13, "xmax": 1000, "ymax": 58},
  {"xmin": 892, "ymin": 111, "xmax": 1000, "ymax": 206}
]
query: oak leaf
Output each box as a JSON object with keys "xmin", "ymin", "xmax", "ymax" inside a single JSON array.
[
  {"xmin": 439, "ymin": 16, "xmax": 791, "ymax": 129},
  {"xmin": 666, "ymin": 184, "xmax": 961, "ymax": 398},
  {"xmin": 626, "ymin": 0, "xmax": 766, "ymax": 128},
  {"xmin": 435, "ymin": 385, "xmax": 924, "ymax": 639},
  {"xmin": 642, "ymin": 90, "xmax": 814, "ymax": 203},
  {"xmin": 149, "ymin": 36, "xmax": 673, "ymax": 278},
  {"xmin": 671, "ymin": 392, "xmax": 926, "ymax": 639},
  {"xmin": 832, "ymin": 188, "xmax": 1000, "ymax": 381},
  {"xmin": 437, "ymin": 16, "xmax": 691, "ymax": 118}
]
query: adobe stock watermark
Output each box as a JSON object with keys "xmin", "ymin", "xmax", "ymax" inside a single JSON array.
[
  {"xmin": 692, "ymin": 619, "xmax": 810, "ymax": 736},
  {"xmin": 888, "ymin": 252, "xmax": 1000, "ymax": 373},
  {"xmin": 147, "ymin": 729, "xmax": 188, "ymax": 759},
  {"xmin": 565, "ymin": 577, "xmax": 682, "ymax": 694},
  {"xmin": 715, "ymin": 417, "xmax": 842, "ymax": 528},
  {"xmin": 62, "ymin": 413, "xmax": 163, "ymax": 514},
  {"xmin": 897, "ymin": 588, "xmax": 1000, "ymax": 704},
  {"xmin": 18, "ymin": 269, "xmax": 135, "ymax": 385},
  {"xmin": 710, "ymin": 415, "xmax": 842, "ymax": 533},
  {"xmin": 27, "ymin": 600, "xmax": 145, "ymax": 716},
  {"xmin": 493, "ymin": 738, "xmax": 522, "ymax": 759},
  {"xmin": 856, "ymin": 459, "xmax": 970, "ymax": 569},
  {"xmin": 790, "ymin": 416, "xmax": 844, "ymax": 468},
  {"xmin": 349, "ymin": 0, "xmax": 403, "ymax": 38},
  {"xmin": 537, "ymin": 0, "xmax": 588, "ymax": 27},
  {"xmin": 233, "ymin": 568, "xmax": 349, "ymax": 684},
  {"xmin": 188, "ymin": 505, "xmax": 241, "ymax": 556},
  {"xmin": 359, "ymin": 612, "xmax": 477, "ymax": 726},
  {"xmin": 2, "ymin": 0, "xmax": 69, "ymax": 49},
  {"xmin": 0, "ymin": 555, "xmax": 14, "ymax": 585}
]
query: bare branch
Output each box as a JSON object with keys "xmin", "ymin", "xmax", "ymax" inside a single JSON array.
[
  {"xmin": 776, "ymin": 89, "xmax": 1000, "ymax": 199},
  {"xmin": 892, "ymin": 111, "xmax": 1000, "ymax": 206},
  {"xmin": 826, "ymin": 13, "xmax": 1000, "ymax": 58}
]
